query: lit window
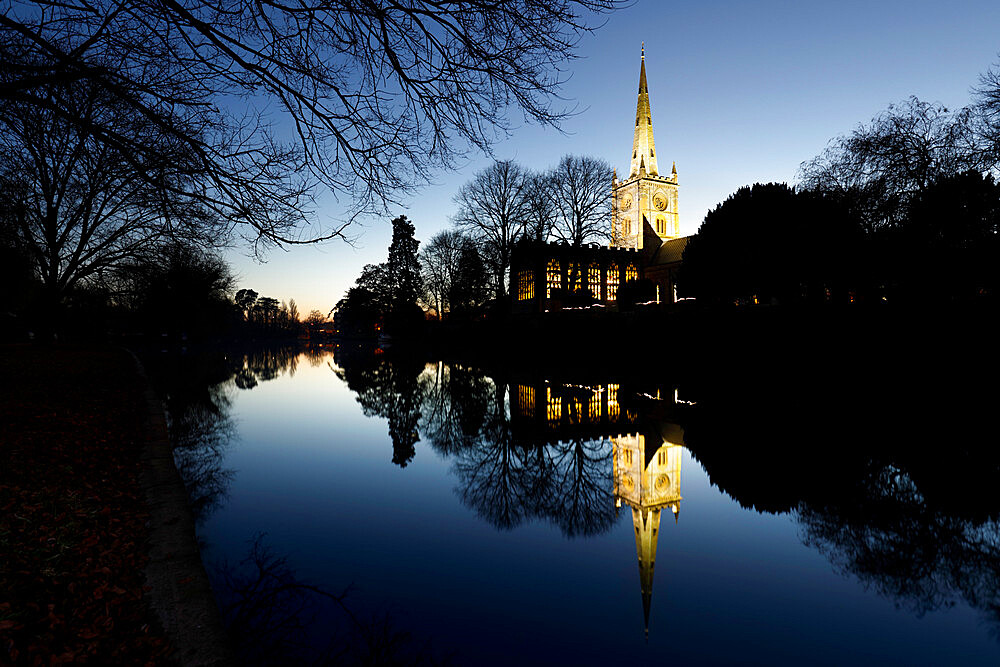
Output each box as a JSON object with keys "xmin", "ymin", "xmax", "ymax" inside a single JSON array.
[
  {"xmin": 546, "ymin": 387, "xmax": 561, "ymax": 425},
  {"xmin": 546, "ymin": 260, "xmax": 561, "ymax": 298},
  {"xmin": 517, "ymin": 269, "xmax": 534, "ymax": 300},
  {"xmin": 588, "ymin": 263, "xmax": 600, "ymax": 299},
  {"xmin": 608, "ymin": 384, "xmax": 620, "ymax": 420},
  {"xmin": 518, "ymin": 384, "xmax": 535, "ymax": 418},
  {"xmin": 567, "ymin": 262, "xmax": 581, "ymax": 292},
  {"xmin": 607, "ymin": 267, "xmax": 620, "ymax": 301},
  {"xmin": 589, "ymin": 390, "xmax": 602, "ymax": 420},
  {"xmin": 625, "ymin": 263, "xmax": 638, "ymax": 283},
  {"xmin": 568, "ymin": 397, "xmax": 583, "ymax": 425}
]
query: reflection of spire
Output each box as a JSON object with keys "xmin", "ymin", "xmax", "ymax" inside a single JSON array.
[
  {"xmin": 612, "ymin": 430, "xmax": 684, "ymax": 640},
  {"xmin": 633, "ymin": 506, "xmax": 660, "ymax": 639}
]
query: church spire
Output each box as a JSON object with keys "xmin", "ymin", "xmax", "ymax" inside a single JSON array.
[{"xmin": 630, "ymin": 46, "xmax": 658, "ymax": 178}]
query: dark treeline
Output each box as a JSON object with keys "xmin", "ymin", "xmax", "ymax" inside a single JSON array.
[
  {"xmin": 680, "ymin": 68, "xmax": 1000, "ymax": 306},
  {"xmin": 0, "ymin": 233, "xmax": 312, "ymax": 343}
]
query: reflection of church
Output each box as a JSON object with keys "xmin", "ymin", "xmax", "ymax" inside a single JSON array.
[
  {"xmin": 613, "ymin": 427, "xmax": 683, "ymax": 639},
  {"xmin": 511, "ymin": 46, "xmax": 691, "ymax": 313},
  {"xmin": 511, "ymin": 380, "xmax": 685, "ymax": 638}
]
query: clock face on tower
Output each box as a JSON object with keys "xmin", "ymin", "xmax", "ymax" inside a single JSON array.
[
  {"xmin": 653, "ymin": 193, "xmax": 667, "ymax": 211},
  {"xmin": 621, "ymin": 194, "xmax": 633, "ymax": 211}
]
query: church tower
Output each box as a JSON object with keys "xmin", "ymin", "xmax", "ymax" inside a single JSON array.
[{"xmin": 611, "ymin": 46, "xmax": 680, "ymax": 250}]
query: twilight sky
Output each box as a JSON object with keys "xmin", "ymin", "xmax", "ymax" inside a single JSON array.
[{"xmin": 226, "ymin": 0, "xmax": 1000, "ymax": 317}]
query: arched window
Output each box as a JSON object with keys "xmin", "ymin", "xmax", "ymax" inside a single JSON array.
[
  {"xmin": 656, "ymin": 216, "xmax": 666, "ymax": 235},
  {"xmin": 517, "ymin": 269, "xmax": 534, "ymax": 300},
  {"xmin": 518, "ymin": 385, "xmax": 535, "ymax": 418},
  {"xmin": 606, "ymin": 266, "xmax": 620, "ymax": 300},
  {"xmin": 567, "ymin": 262, "xmax": 582, "ymax": 292},
  {"xmin": 607, "ymin": 384, "xmax": 620, "ymax": 420},
  {"xmin": 625, "ymin": 263, "xmax": 638, "ymax": 283},
  {"xmin": 546, "ymin": 387, "xmax": 561, "ymax": 425},
  {"xmin": 546, "ymin": 259, "xmax": 561, "ymax": 298},
  {"xmin": 588, "ymin": 263, "xmax": 601, "ymax": 299}
]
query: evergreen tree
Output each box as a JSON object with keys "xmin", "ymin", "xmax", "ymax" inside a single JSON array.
[
  {"xmin": 450, "ymin": 241, "xmax": 491, "ymax": 318},
  {"xmin": 387, "ymin": 215, "xmax": 422, "ymax": 313}
]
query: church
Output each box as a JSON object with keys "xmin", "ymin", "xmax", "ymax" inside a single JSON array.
[{"xmin": 510, "ymin": 47, "xmax": 690, "ymax": 313}]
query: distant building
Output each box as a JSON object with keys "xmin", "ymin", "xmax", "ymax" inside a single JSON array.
[{"xmin": 511, "ymin": 46, "xmax": 690, "ymax": 313}]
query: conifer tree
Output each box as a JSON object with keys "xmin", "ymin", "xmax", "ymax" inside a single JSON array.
[{"xmin": 387, "ymin": 215, "xmax": 422, "ymax": 313}]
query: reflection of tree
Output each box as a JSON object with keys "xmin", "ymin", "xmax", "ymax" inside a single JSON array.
[
  {"xmin": 415, "ymin": 363, "xmax": 617, "ymax": 537},
  {"xmin": 336, "ymin": 352, "xmax": 425, "ymax": 467},
  {"xmin": 454, "ymin": 432, "xmax": 531, "ymax": 531},
  {"xmin": 168, "ymin": 383, "xmax": 237, "ymax": 524},
  {"xmin": 547, "ymin": 438, "xmax": 615, "ymax": 537},
  {"xmin": 798, "ymin": 465, "xmax": 1000, "ymax": 633},
  {"xmin": 420, "ymin": 363, "xmax": 496, "ymax": 456},
  {"xmin": 142, "ymin": 350, "xmax": 239, "ymax": 524},
  {"xmin": 144, "ymin": 344, "xmax": 332, "ymax": 523},
  {"xmin": 680, "ymin": 358, "xmax": 1000, "ymax": 637}
]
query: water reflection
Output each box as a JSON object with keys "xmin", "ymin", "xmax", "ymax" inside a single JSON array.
[
  {"xmin": 382, "ymin": 359, "xmax": 688, "ymax": 635},
  {"xmin": 144, "ymin": 344, "xmax": 313, "ymax": 522},
  {"xmin": 682, "ymin": 362, "xmax": 1000, "ymax": 639},
  {"xmin": 612, "ymin": 430, "xmax": 683, "ymax": 639},
  {"xmin": 148, "ymin": 343, "xmax": 1000, "ymax": 656},
  {"xmin": 334, "ymin": 350, "xmax": 424, "ymax": 467}
]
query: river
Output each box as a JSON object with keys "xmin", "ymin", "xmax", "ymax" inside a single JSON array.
[{"xmin": 143, "ymin": 342, "xmax": 1000, "ymax": 665}]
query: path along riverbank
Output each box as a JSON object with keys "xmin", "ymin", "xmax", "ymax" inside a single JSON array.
[{"xmin": 0, "ymin": 345, "xmax": 231, "ymax": 665}]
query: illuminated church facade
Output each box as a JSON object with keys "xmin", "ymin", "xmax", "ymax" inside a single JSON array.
[{"xmin": 511, "ymin": 47, "xmax": 690, "ymax": 312}]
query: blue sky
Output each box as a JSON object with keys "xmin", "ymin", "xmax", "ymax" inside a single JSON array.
[{"xmin": 227, "ymin": 0, "xmax": 1000, "ymax": 316}]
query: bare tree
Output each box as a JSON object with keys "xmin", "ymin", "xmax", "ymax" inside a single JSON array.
[
  {"xmin": 799, "ymin": 97, "xmax": 992, "ymax": 233},
  {"xmin": 452, "ymin": 160, "xmax": 531, "ymax": 299},
  {"xmin": 549, "ymin": 154, "xmax": 613, "ymax": 245},
  {"xmin": 0, "ymin": 78, "xmax": 224, "ymax": 305},
  {"xmin": 973, "ymin": 60, "xmax": 1000, "ymax": 169},
  {"xmin": 419, "ymin": 230, "xmax": 465, "ymax": 318},
  {"xmin": 1, "ymin": 0, "xmax": 625, "ymax": 248},
  {"xmin": 304, "ymin": 310, "xmax": 326, "ymax": 327},
  {"xmin": 524, "ymin": 172, "xmax": 558, "ymax": 242}
]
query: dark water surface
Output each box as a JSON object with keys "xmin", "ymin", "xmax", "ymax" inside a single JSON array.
[{"xmin": 150, "ymin": 343, "xmax": 1000, "ymax": 665}]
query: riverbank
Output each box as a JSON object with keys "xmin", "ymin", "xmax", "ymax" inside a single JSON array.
[{"xmin": 0, "ymin": 345, "xmax": 229, "ymax": 665}]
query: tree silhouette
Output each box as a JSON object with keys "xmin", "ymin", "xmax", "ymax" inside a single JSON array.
[
  {"xmin": 452, "ymin": 160, "xmax": 531, "ymax": 299},
  {"xmin": 0, "ymin": 78, "xmax": 223, "ymax": 310},
  {"xmin": 2, "ymin": 0, "xmax": 625, "ymax": 246},
  {"xmin": 548, "ymin": 154, "xmax": 613, "ymax": 246},
  {"xmin": 678, "ymin": 183, "xmax": 863, "ymax": 304},
  {"xmin": 889, "ymin": 169, "xmax": 1000, "ymax": 301},
  {"xmin": 799, "ymin": 96, "xmax": 993, "ymax": 234}
]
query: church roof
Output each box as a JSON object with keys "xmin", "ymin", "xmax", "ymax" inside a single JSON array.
[{"xmin": 650, "ymin": 236, "xmax": 688, "ymax": 266}]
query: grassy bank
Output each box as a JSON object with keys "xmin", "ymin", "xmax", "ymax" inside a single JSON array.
[{"xmin": 0, "ymin": 345, "xmax": 172, "ymax": 664}]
